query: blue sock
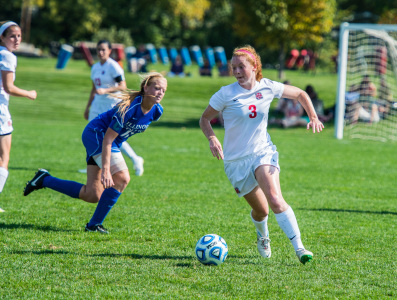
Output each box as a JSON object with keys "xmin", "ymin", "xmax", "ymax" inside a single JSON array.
[
  {"xmin": 43, "ymin": 176, "xmax": 83, "ymax": 199},
  {"xmin": 87, "ymin": 187, "xmax": 121, "ymax": 227}
]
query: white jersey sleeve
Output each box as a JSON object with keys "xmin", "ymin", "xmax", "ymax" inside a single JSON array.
[
  {"xmin": 0, "ymin": 47, "xmax": 17, "ymax": 105},
  {"xmin": 209, "ymin": 86, "xmax": 228, "ymax": 112},
  {"xmin": 0, "ymin": 49, "xmax": 17, "ymax": 73}
]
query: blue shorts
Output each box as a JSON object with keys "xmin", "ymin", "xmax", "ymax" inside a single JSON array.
[{"xmin": 82, "ymin": 126, "xmax": 120, "ymax": 162}]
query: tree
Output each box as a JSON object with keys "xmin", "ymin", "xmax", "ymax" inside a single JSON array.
[
  {"xmin": 30, "ymin": 0, "xmax": 102, "ymax": 46},
  {"xmin": 98, "ymin": 0, "xmax": 210, "ymax": 47},
  {"xmin": 233, "ymin": 0, "xmax": 336, "ymax": 78}
]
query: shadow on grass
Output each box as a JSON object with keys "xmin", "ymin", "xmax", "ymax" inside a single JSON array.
[
  {"xmin": 91, "ymin": 253, "xmax": 192, "ymax": 261},
  {"xmin": 0, "ymin": 222, "xmax": 78, "ymax": 232},
  {"xmin": 298, "ymin": 208, "xmax": 397, "ymax": 215},
  {"xmin": 152, "ymin": 118, "xmax": 214, "ymax": 129}
]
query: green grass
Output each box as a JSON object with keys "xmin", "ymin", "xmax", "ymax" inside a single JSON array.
[{"xmin": 0, "ymin": 57, "xmax": 396, "ymax": 299}]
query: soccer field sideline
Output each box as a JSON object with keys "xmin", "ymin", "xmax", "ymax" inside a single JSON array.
[{"xmin": 0, "ymin": 57, "xmax": 395, "ymax": 299}]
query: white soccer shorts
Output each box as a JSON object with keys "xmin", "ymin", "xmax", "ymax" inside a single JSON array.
[
  {"xmin": 0, "ymin": 104, "xmax": 13, "ymax": 135},
  {"xmin": 224, "ymin": 145, "xmax": 280, "ymax": 197}
]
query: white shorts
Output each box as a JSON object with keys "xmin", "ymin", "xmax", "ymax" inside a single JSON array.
[
  {"xmin": 93, "ymin": 151, "xmax": 128, "ymax": 175},
  {"xmin": 0, "ymin": 104, "xmax": 13, "ymax": 135},
  {"xmin": 224, "ymin": 145, "xmax": 280, "ymax": 197}
]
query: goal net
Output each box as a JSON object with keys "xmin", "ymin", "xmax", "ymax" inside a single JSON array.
[{"xmin": 335, "ymin": 23, "xmax": 397, "ymax": 142}]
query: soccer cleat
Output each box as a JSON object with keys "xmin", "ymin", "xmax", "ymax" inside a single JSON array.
[
  {"xmin": 133, "ymin": 156, "xmax": 144, "ymax": 176},
  {"xmin": 0, "ymin": 207, "xmax": 5, "ymax": 213},
  {"xmin": 257, "ymin": 236, "xmax": 271, "ymax": 258},
  {"xmin": 85, "ymin": 223, "xmax": 108, "ymax": 234},
  {"xmin": 296, "ymin": 248, "xmax": 313, "ymax": 264},
  {"xmin": 23, "ymin": 169, "xmax": 50, "ymax": 196}
]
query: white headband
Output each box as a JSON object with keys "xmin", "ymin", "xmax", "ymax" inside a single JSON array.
[{"xmin": 0, "ymin": 22, "xmax": 18, "ymax": 37}]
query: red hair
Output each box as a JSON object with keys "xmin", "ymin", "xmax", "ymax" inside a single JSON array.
[{"xmin": 233, "ymin": 45, "xmax": 263, "ymax": 81}]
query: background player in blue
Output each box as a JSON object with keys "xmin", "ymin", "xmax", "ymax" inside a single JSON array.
[
  {"xmin": 0, "ymin": 21, "xmax": 37, "ymax": 213},
  {"xmin": 83, "ymin": 40, "xmax": 144, "ymax": 176},
  {"xmin": 23, "ymin": 73, "xmax": 167, "ymax": 233},
  {"xmin": 199, "ymin": 45, "xmax": 324, "ymax": 264}
]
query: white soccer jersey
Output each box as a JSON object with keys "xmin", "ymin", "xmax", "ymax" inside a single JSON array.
[
  {"xmin": 0, "ymin": 46, "xmax": 17, "ymax": 106},
  {"xmin": 89, "ymin": 58, "xmax": 125, "ymax": 120},
  {"xmin": 209, "ymin": 78, "xmax": 284, "ymax": 161}
]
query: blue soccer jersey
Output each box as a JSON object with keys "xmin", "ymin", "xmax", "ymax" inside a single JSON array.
[{"xmin": 82, "ymin": 95, "xmax": 163, "ymax": 160}]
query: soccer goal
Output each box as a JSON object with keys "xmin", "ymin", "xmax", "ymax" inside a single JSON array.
[{"xmin": 335, "ymin": 22, "xmax": 397, "ymax": 142}]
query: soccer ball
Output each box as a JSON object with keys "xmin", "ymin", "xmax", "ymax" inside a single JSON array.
[{"xmin": 195, "ymin": 234, "xmax": 228, "ymax": 266}]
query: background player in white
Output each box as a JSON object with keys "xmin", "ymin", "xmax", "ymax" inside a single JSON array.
[
  {"xmin": 199, "ymin": 45, "xmax": 324, "ymax": 264},
  {"xmin": 0, "ymin": 21, "xmax": 37, "ymax": 212},
  {"xmin": 24, "ymin": 73, "xmax": 167, "ymax": 233},
  {"xmin": 83, "ymin": 40, "xmax": 144, "ymax": 176}
]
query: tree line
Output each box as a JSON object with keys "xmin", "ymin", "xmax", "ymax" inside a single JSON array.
[{"xmin": 1, "ymin": 0, "xmax": 396, "ymax": 74}]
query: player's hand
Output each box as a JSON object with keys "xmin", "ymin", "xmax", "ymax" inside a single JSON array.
[
  {"xmin": 209, "ymin": 136, "xmax": 224, "ymax": 160},
  {"xmin": 101, "ymin": 169, "xmax": 114, "ymax": 189},
  {"xmin": 307, "ymin": 117, "xmax": 324, "ymax": 133},
  {"xmin": 27, "ymin": 90, "xmax": 37, "ymax": 100},
  {"xmin": 96, "ymin": 88, "xmax": 106, "ymax": 95}
]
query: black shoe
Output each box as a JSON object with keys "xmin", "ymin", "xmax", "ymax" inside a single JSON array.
[
  {"xmin": 85, "ymin": 223, "xmax": 108, "ymax": 234},
  {"xmin": 23, "ymin": 169, "xmax": 50, "ymax": 196}
]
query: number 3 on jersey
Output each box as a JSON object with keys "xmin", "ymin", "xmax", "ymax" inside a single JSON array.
[{"xmin": 249, "ymin": 105, "xmax": 257, "ymax": 118}]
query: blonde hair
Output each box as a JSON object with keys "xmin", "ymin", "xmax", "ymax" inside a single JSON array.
[
  {"xmin": 116, "ymin": 72, "xmax": 166, "ymax": 120},
  {"xmin": 233, "ymin": 45, "xmax": 263, "ymax": 81}
]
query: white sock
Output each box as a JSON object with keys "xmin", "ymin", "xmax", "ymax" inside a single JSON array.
[
  {"xmin": 251, "ymin": 210, "xmax": 269, "ymax": 238},
  {"xmin": 120, "ymin": 142, "xmax": 140, "ymax": 163},
  {"xmin": 0, "ymin": 167, "xmax": 9, "ymax": 193},
  {"xmin": 275, "ymin": 206, "xmax": 304, "ymax": 251}
]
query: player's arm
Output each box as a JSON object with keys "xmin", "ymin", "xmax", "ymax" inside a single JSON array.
[
  {"xmin": 96, "ymin": 77, "xmax": 126, "ymax": 95},
  {"xmin": 84, "ymin": 83, "xmax": 96, "ymax": 120},
  {"xmin": 282, "ymin": 85, "xmax": 324, "ymax": 133},
  {"xmin": 199, "ymin": 105, "xmax": 224, "ymax": 160},
  {"xmin": 101, "ymin": 127, "xmax": 119, "ymax": 189},
  {"xmin": 2, "ymin": 70, "xmax": 36, "ymax": 100}
]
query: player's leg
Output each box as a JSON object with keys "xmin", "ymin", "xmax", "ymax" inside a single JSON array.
[
  {"xmin": 244, "ymin": 186, "xmax": 271, "ymax": 258},
  {"xmin": 0, "ymin": 134, "xmax": 11, "ymax": 212},
  {"xmin": 78, "ymin": 164, "xmax": 104, "ymax": 203},
  {"xmin": 119, "ymin": 141, "xmax": 144, "ymax": 176},
  {"xmin": 255, "ymin": 165, "xmax": 313, "ymax": 264},
  {"xmin": 85, "ymin": 152, "xmax": 130, "ymax": 233}
]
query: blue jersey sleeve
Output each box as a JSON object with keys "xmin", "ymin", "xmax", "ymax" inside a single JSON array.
[
  {"xmin": 108, "ymin": 111, "xmax": 124, "ymax": 134},
  {"xmin": 153, "ymin": 104, "xmax": 164, "ymax": 121}
]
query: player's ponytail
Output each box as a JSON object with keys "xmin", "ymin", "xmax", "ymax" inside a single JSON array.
[
  {"xmin": 116, "ymin": 72, "xmax": 165, "ymax": 121},
  {"xmin": 233, "ymin": 45, "xmax": 263, "ymax": 81}
]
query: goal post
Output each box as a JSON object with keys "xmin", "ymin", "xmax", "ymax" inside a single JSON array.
[{"xmin": 335, "ymin": 22, "xmax": 397, "ymax": 142}]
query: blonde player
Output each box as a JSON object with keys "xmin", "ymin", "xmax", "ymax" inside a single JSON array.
[
  {"xmin": 24, "ymin": 73, "xmax": 166, "ymax": 233},
  {"xmin": 83, "ymin": 40, "xmax": 144, "ymax": 176},
  {"xmin": 199, "ymin": 45, "xmax": 324, "ymax": 264},
  {"xmin": 0, "ymin": 21, "xmax": 37, "ymax": 212}
]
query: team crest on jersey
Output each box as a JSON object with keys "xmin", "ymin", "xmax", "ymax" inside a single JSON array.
[
  {"xmin": 255, "ymin": 92, "xmax": 263, "ymax": 100},
  {"xmin": 234, "ymin": 187, "xmax": 240, "ymax": 194}
]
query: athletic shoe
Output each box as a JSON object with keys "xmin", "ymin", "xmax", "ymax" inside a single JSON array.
[
  {"xmin": 134, "ymin": 156, "xmax": 144, "ymax": 176},
  {"xmin": 78, "ymin": 168, "xmax": 87, "ymax": 173},
  {"xmin": 0, "ymin": 207, "xmax": 5, "ymax": 213},
  {"xmin": 85, "ymin": 223, "xmax": 108, "ymax": 234},
  {"xmin": 296, "ymin": 248, "xmax": 313, "ymax": 264},
  {"xmin": 257, "ymin": 236, "xmax": 271, "ymax": 258},
  {"xmin": 23, "ymin": 169, "xmax": 50, "ymax": 196}
]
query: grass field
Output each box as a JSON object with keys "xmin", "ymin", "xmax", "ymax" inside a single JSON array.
[{"xmin": 0, "ymin": 57, "xmax": 396, "ymax": 299}]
